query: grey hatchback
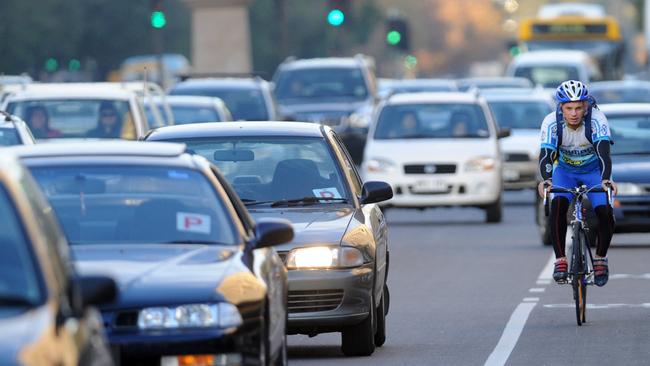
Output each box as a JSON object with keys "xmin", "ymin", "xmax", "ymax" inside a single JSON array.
[{"xmin": 146, "ymin": 121, "xmax": 393, "ymax": 356}]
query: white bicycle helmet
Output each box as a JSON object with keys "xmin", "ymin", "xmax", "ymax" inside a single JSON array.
[{"xmin": 555, "ymin": 80, "xmax": 589, "ymax": 103}]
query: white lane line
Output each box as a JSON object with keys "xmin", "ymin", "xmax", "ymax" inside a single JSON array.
[
  {"xmin": 544, "ymin": 303, "xmax": 650, "ymax": 309},
  {"xmin": 537, "ymin": 254, "xmax": 555, "ymax": 281},
  {"xmin": 529, "ymin": 288, "xmax": 545, "ymax": 293},
  {"xmin": 484, "ymin": 302, "xmax": 537, "ymax": 366},
  {"xmin": 536, "ymin": 279, "xmax": 551, "ymax": 285},
  {"xmin": 610, "ymin": 273, "xmax": 650, "ymax": 280},
  {"xmin": 522, "ymin": 297, "xmax": 539, "ymax": 302}
]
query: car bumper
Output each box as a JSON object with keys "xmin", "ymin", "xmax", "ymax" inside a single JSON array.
[
  {"xmin": 502, "ymin": 161, "xmax": 536, "ymax": 190},
  {"xmin": 613, "ymin": 196, "xmax": 650, "ymax": 233},
  {"xmin": 286, "ymin": 263, "xmax": 374, "ymax": 335},
  {"xmin": 363, "ymin": 170, "xmax": 501, "ymax": 207}
]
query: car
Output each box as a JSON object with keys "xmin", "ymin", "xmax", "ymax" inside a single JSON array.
[
  {"xmin": 145, "ymin": 121, "xmax": 393, "ymax": 356},
  {"xmin": 482, "ymin": 88, "xmax": 554, "ymax": 189},
  {"xmin": 361, "ymin": 92, "xmax": 509, "ymax": 222},
  {"xmin": 589, "ymin": 80, "xmax": 650, "ymax": 104},
  {"xmin": 169, "ymin": 76, "xmax": 277, "ymax": 121},
  {"xmin": 272, "ymin": 55, "xmax": 378, "ymax": 164},
  {"xmin": 506, "ymin": 50, "xmax": 603, "ymax": 88},
  {"xmin": 0, "ymin": 153, "xmax": 117, "ymax": 366},
  {"xmin": 146, "ymin": 95, "xmax": 233, "ymax": 125},
  {"xmin": 0, "ymin": 111, "xmax": 36, "ymax": 146},
  {"xmin": 457, "ymin": 76, "xmax": 532, "ymax": 91},
  {"xmin": 378, "ymin": 78, "xmax": 458, "ymax": 99},
  {"xmin": 1, "ymin": 83, "xmax": 151, "ymax": 140},
  {"xmin": 9, "ymin": 141, "xmax": 293, "ymax": 366},
  {"xmin": 535, "ymin": 103, "xmax": 650, "ymax": 245}
]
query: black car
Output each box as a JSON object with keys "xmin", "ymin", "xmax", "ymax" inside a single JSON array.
[
  {"xmin": 9, "ymin": 141, "xmax": 293, "ymax": 366},
  {"xmin": 0, "ymin": 154, "xmax": 116, "ymax": 366},
  {"xmin": 536, "ymin": 103, "xmax": 650, "ymax": 244},
  {"xmin": 146, "ymin": 122, "xmax": 393, "ymax": 356}
]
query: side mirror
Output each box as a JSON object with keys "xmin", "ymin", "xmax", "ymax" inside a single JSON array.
[
  {"xmin": 360, "ymin": 181, "xmax": 393, "ymax": 204},
  {"xmin": 497, "ymin": 127, "xmax": 511, "ymax": 139},
  {"xmin": 255, "ymin": 218, "xmax": 294, "ymax": 248},
  {"xmin": 76, "ymin": 275, "xmax": 117, "ymax": 307}
]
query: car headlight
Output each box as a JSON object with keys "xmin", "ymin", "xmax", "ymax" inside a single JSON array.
[
  {"xmin": 286, "ymin": 246, "xmax": 364, "ymax": 269},
  {"xmin": 616, "ymin": 182, "xmax": 645, "ymax": 196},
  {"xmin": 466, "ymin": 156, "xmax": 496, "ymax": 172},
  {"xmin": 137, "ymin": 303, "xmax": 242, "ymax": 330},
  {"xmin": 364, "ymin": 157, "xmax": 397, "ymax": 173}
]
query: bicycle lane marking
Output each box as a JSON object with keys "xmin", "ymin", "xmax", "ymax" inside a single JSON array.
[{"xmin": 483, "ymin": 253, "xmax": 554, "ymax": 366}]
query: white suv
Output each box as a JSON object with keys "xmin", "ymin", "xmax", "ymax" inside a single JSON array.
[{"xmin": 361, "ymin": 92, "xmax": 508, "ymax": 222}]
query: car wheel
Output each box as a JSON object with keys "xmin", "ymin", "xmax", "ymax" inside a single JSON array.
[
  {"xmin": 273, "ymin": 309, "xmax": 288, "ymax": 366},
  {"xmin": 374, "ymin": 288, "xmax": 387, "ymax": 347},
  {"xmin": 536, "ymin": 196, "xmax": 552, "ymax": 246},
  {"xmin": 250, "ymin": 304, "xmax": 270, "ymax": 366},
  {"xmin": 485, "ymin": 198, "xmax": 502, "ymax": 223},
  {"xmin": 341, "ymin": 294, "xmax": 376, "ymax": 356}
]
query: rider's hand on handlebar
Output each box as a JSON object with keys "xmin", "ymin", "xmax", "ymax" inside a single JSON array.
[
  {"xmin": 602, "ymin": 179, "xmax": 617, "ymax": 196},
  {"xmin": 538, "ymin": 179, "xmax": 552, "ymax": 198}
]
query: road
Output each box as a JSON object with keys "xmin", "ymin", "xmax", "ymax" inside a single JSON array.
[{"xmin": 288, "ymin": 190, "xmax": 650, "ymax": 365}]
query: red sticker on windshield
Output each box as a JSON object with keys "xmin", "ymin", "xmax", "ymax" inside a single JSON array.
[{"xmin": 176, "ymin": 212, "xmax": 211, "ymax": 234}]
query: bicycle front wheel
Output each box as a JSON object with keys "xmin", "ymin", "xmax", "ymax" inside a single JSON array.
[{"xmin": 572, "ymin": 226, "xmax": 587, "ymax": 326}]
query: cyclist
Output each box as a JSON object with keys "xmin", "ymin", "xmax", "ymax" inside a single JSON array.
[{"xmin": 537, "ymin": 80, "xmax": 617, "ymax": 287}]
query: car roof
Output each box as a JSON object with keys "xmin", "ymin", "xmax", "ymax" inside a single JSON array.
[
  {"xmin": 598, "ymin": 103, "xmax": 650, "ymax": 114},
  {"xmin": 386, "ymin": 92, "xmax": 481, "ymax": 104},
  {"xmin": 510, "ymin": 50, "xmax": 593, "ymax": 65},
  {"xmin": 171, "ymin": 78, "xmax": 264, "ymax": 89},
  {"xmin": 6, "ymin": 140, "xmax": 187, "ymax": 159},
  {"xmin": 148, "ymin": 121, "xmax": 326, "ymax": 140},
  {"xmin": 589, "ymin": 80, "xmax": 650, "ymax": 90},
  {"xmin": 279, "ymin": 57, "xmax": 364, "ymax": 70},
  {"xmin": 481, "ymin": 88, "xmax": 553, "ymax": 102},
  {"xmin": 459, "ymin": 76, "xmax": 532, "ymax": 85},
  {"xmin": 4, "ymin": 83, "xmax": 134, "ymax": 100},
  {"xmin": 152, "ymin": 95, "xmax": 224, "ymax": 107}
]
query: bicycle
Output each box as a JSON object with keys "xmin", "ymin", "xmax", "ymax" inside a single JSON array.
[{"xmin": 543, "ymin": 184, "xmax": 612, "ymax": 326}]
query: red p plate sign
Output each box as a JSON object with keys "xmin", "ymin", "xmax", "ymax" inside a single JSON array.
[{"xmin": 176, "ymin": 212, "xmax": 211, "ymax": 234}]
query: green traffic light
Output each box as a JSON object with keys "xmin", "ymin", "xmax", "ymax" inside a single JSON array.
[
  {"xmin": 327, "ymin": 9, "xmax": 345, "ymax": 27},
  {"xmin": 68, "ymin": 59, "xmax": 81, "ymax": 72},
  {"xmin": 151, "ymin": 10, "xmax": 167, "ymax": 29},
  {"xmin": 45, "ymin": 58, "xmax": 58, "ymax": 72},
  {"xmin": 387, "ymin": 30, "xmax": 402, "ymax": 45}
]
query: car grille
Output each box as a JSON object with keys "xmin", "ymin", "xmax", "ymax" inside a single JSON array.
[
  {"xmin": 103, "ymin": 310, "xmax": 139, "ymax": 330},
  {"xmin": 404, "ymin": 164, "xmax": 456, "ymax": 174},
  {"xmin": 288, "ymin": 289, "xmax": 344, "ymax": 313},
  {"xmin": 504, "ymin": 153, "xmax": 530, "ymax": 162}
]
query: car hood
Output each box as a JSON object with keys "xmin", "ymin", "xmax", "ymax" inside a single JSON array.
[
  {"xmin": 500, "ymin": 129, "xmax": 539, "ymax": 158},
  {"xmin": 0, "ymin": 305, "xmax": 51, "ymax": 366},
  {"xmin": 612, "ymin": 155, "xmax": 650, "ymax": 183},
  {"xmin": 365, "ymin": 139, "xmax": 499, "ymax": 164},
  {"xmin": 248, "ymin": 206, "xmax": 354, "ymax": 251},
  {"xmin": 72, "ymin": 244, "xmax": 240, "ymax": 308}
]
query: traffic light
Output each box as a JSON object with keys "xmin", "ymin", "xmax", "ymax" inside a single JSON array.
[
  {"xmin": 150, "ymin": 0, "xmax": 167, "ymax": 29},
  {"xmin": 386, "ymin": 16, "xmax": 410, "ymax": 52},
  {"xmin": 326, "ymin": 0, "xmax": 348, "ymax": 27}
]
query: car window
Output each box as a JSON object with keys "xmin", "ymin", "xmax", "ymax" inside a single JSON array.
[
  {"xmin": 169, "ymin": 86, "xmax": 268, "ymax": 121},
  {"xmin": 0, "ymin": 127, "xmax": 22, "ymax": 146},
  {"xmin": 29, "ymin": 165, "xmax": 238, "ymax": 245},
  {"xmin": 488, "ymin": 101, "xmax": 552, "ymax": 129},
  {"xmin": 330, "ymin": 132, "xmax": 362, "ymax": 195},
  {"xmin": 607, "ymin": 115, "xmax": 650, "ymax": 155},
  {"xmin": 169, "ymin": 105, "xmax": 221, "ymax": 124},
  {"xmin": 513, "ymin": 66, "xmax": 579, "ymax": 88},
  {"xmin": 7, "ymin": 99, "xmax": 136, "ymax": 140},
  {"xmin": 591, "ymin": 88, "xmax": 650, "ymax": 104},
  {"xmin": 274, "ymin": 67, "xmax": 369, "ymax": 101},
  {"xmin": 374, "ymin": 103, "xmax": 490, "ymax": 140},
  {"xmin": 0, "ymin": 185, "xmax": 43, "ymax": 307},
  {"xmin": 168, "ymin": 137, "xmax": 349, "ymax": 203}
]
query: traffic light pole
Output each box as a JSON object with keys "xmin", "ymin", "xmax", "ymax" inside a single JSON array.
[{"xmin": 153, "ymin": 27, "xmax": 165, "ymax": 89}]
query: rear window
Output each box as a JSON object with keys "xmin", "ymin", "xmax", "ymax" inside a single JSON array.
[
  {"xmin": 274, "ymin": 67, "xmax": 369, "ymax": 101},
  {"xmin": 488, "ymin": 101, "xmax": 552, "ymax": 129},
  {"xmin": 374, "ymin": 103, "xmax": 490, "ymax": 140},
  {"xmin": 513, "ymin": 66, "xmax": 579, "ymax": 88},
  {"xmin": 170, "ymin": 85, "xmax": 268, "ymax": 121}
]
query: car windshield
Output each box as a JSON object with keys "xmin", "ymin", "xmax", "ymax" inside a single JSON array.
[
  {"xmin": 374, "ymin": 103, "xmax": 490, "ymax": 139},
  {"xmin": 488, "ymin": 101, "xmax": 552, "ymax": 129},
  {"xmin": 171, "ymin": 105, "xmax": 221, "ymax": 124},
  {"xmin": 607, "ymin": 115, "xmax": 650, "ymax": 155},
  {"xmin": 169, "ymin": 137, "xmax": 348, "ymax": 204},
  {"xmin": 513, "ymin": 66, "xmax": 579, "ymax": 88},
  {"xmin": 590, "ymin": 87, "xmax": 650, "ymax": 104},
  {"xmin": 170, "ymin": 86, "xmax": 268, "ymax": 121},
  {"xmin": 29, "ymin": 166, "xmax": 238, "ymax": 245},
  {"xmin": 6, "ymin": 99, "xmax": 136, "ymax": 140},
  {"xmin": 0, "ymin": 127, "xmax": 22, "ymax": 146},
  {"xmin": 525, "ymin": 40, "xmax": 617, "ymax": 55},
  {"xmin": 0, "ymin": 186, "xmax": 43, "ymax": 308},
  {"xmin": 274, "ymin": 67, "xmax": 369, "ymax": 102}
]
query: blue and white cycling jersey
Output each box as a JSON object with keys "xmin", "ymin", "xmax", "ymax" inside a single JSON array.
[{"xmin": 539, "ymin": 108, "xmax": 611, "ymax": 173}]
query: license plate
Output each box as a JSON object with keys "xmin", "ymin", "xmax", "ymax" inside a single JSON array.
[
  {"xmin": 412, "ymin": 180, "xmax": 448, "ymax": 193},
  {"xmin": 503, "ymin": 169, "xmax": 520, "ymax": 181}
]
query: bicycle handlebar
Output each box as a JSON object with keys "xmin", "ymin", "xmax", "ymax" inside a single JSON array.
[{"xmin": 543, "ymin": 184, "xmax": 613, "ymax": 217}]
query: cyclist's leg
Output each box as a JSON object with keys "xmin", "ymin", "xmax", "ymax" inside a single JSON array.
[
  {"xmin": 550, "ymin": 166, "xmax": 573, "ymax": 259},
  {"xmin": 585, "ymin": 169, "xmax": 613, "ymax": 286}
]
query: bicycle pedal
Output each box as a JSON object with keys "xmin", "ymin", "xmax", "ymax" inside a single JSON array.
[{"xmin": 555, "ymin": 279, "xmax": 568, "ymax": 284}]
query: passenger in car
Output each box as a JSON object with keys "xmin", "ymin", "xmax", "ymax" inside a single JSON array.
[
  {"xmin": 86, "ymin": 102, "xmax": 123, "ymax": 138},
  {"xmin": 25, "ymin": 105, "xmax": 62, "ymax": 138}
]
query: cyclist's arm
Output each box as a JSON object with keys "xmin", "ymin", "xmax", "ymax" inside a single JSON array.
[
  {"xmin": 538, "ymin": 113, "xmax": 558, "ymax": 182},
  {"xmin": 539, "ymin": 147, "xmax": 556, "ymax": 181},
  {"xmin": 595, "ymin": 139, "xmax": 612, "ymax": 181}
]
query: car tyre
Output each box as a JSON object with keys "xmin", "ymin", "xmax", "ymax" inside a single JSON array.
[
  {"xmin": 536, "ymin": 196, "xmax": 552, "ymax": 246},
  {"xmin": 273, "ymin": 310, "xmax": 288, "ymax": 366},
  {"xmin": 374, "ymin": 288, "xmax": 387, "ymax": 347},
  {"xmin": 341, "ymin": 295, "xmax": 376, "ymax": 356},
  {"xmin": 485, "ymin": 198, "xmax": 502, "ymax": 223}
]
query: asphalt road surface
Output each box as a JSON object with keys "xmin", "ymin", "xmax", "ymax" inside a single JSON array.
[{"xmin": 288, "ymin": 190, "xmax": 650, "ymax": 366}]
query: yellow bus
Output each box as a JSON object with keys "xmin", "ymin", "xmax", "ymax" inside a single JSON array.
[{"xmin": 518, "ymin": 15, "xmax": 624, "ymax": 79}]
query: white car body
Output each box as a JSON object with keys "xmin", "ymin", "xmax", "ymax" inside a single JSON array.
[
  {"xmin": 361, "ymin": 92, "xmax": 503, "ymax": 210},
  {"xmin": 506, "ymin": 50, "xmax": 602, "ymax": 87}
]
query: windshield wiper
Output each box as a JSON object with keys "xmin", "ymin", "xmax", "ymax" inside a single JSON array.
[
  {"xmin": 244, "ymin": 200, "xmax": 277, "ymax": 206},
  {"xmin": 163, "ymin": 240, "xmax": 228, "ymax": 245},
  {"xmin": 270, "ymin": 196, "xmax": 348, "ymax": 207},
  {"xmin": 0, "ymin": 294, "xmax": 36, "ymax": 307}
]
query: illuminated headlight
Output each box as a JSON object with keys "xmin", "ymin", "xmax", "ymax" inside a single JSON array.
[
  {"xmin": 137, "ymin": 303, "xmax": 242, "ymax": 330},
  {"xmin": 286, "ymin": 246, "xmax": 364, "ymax": 269},
  {"xmin": 364, "ymin": 157, "xmax": 397, "ymax": 173},
  {"xmin": 465, "ymin": 156, "xmax": 496, "ymax": 172},
  {"xmin": 616, "ymin": 182, "xmax": 645, "ymax": 196}
]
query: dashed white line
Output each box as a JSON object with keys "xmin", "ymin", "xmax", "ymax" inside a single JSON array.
[
  {"xmin": 529, "ymin": 288, "xmax": 545, "ymax": 293},
  {"xmin": 484, "ymin": 302, "xmax": 537, "ymax": 366},
  {"xmin": 522, "ymin": 297, "xmax": 539, "ymax": 302}
]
